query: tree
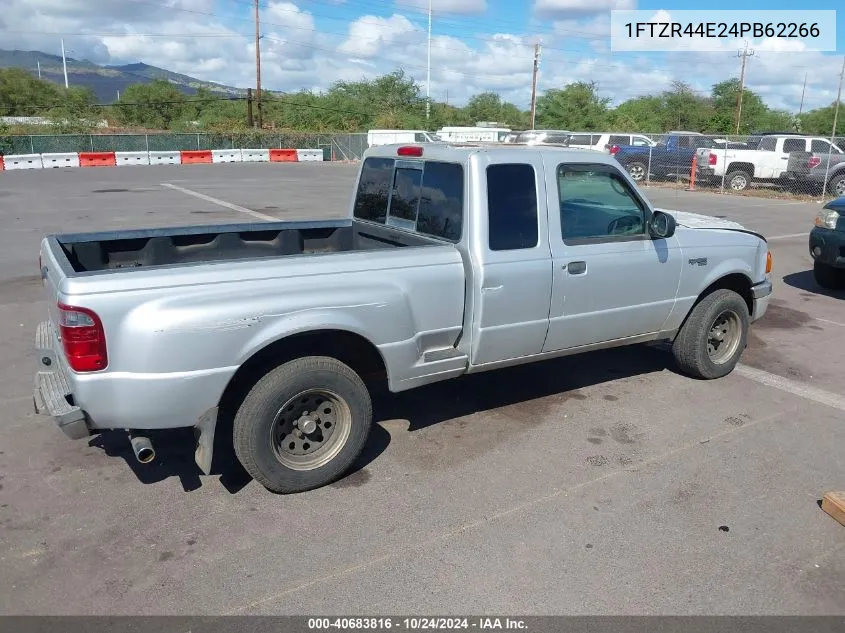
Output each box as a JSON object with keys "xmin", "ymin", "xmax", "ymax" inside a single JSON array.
[
  {"xmin": 607, "ymin": 95, "xmax": 665, "ymax": 132},
  {"xmin": 535, "ymin": 81, "xmax": 610, "ymax": 130},
  {"xmin": 0, "ymin": 68, "xmax": 95, "ymax": 121},
  {"xmin": 115, "ymin": 79, "xmax": 188, "ymax": 129}
]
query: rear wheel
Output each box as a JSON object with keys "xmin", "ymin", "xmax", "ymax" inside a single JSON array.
[
  {"xmin": 813, "ymin": 261, "xmax": 845, "ymax": 290},
  {"xmin": 626, "ymin": 161, "xmax": 647, "ymax": 182},
  {"xmin": 672, "ymin": 289, "xmax": 750, "ymax": 379},
  {"xmin": 233, "ymin": 356, "xmax": 372, "ymax": 493},
  {"xmin": 725, "ymin": 170, "xmax": 751, "ymax": 191}
]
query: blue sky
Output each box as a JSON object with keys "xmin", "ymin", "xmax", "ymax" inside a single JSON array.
[{"xmin": 3, "ymin": 0, "xmax": 844, "ymax": 114}]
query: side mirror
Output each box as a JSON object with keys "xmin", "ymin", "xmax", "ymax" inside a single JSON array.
[{"xmin": 649, "ymin": 210, "xmax": 676, "ymax": 239}]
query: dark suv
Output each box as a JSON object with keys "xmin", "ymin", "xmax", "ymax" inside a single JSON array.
[{"xmin": 810, "ymin": 196, "xmax": 845, "ymax": 290}]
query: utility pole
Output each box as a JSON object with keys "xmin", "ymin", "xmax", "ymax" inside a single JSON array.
[
  {"xmin": 37, "ymin": 61, "xmax": 41, "ymax": 79},
  {"xmin": 734, "ymin": 41, "xmax": 754, "ymax": 135},
  {"xmin": 247, "ymin": 87, "xmax": 254, "ymax": 128},
  {"xmin": 798, "ymin": 72, "xmax": 807, "ymax": 115},
  {"xmin": 529, "ymin": 42, "xmax": 541, "ymax": 130},
  {"xmin": 821, "ymin": 56, "xmax": 845, "ymax": 197},
  {"xmin": 254, "ymin": 0, "xmax": 263, "ymax": 128},
  {"xmin": 425, "ymin": 0, "xmax": 432, "ymax": 123},
  {"xmin": 61, "ymin": 39, "xmax": 69, "ymax": 88}
]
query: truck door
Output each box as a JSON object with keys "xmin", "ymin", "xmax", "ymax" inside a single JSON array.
[
  {"xmin": 779, "ymin": 137, "xmax": 806, "ymax": 178},
  {"xmin": 469, "ymin": 152, "xmax": 554, "ymax": 366},
  {"xmin": 542, "ymin": 161, "xmax": 683, "ymax": 352}
]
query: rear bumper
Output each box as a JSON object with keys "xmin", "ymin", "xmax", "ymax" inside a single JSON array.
[
  {"xmin": 33, "ymin": 321, "xmax": 91, "ymax": 440},
  {"xmin": 750, "ymin": 279, "xmax": 772, "ymax": 323}
]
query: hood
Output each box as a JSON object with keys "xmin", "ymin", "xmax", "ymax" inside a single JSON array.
[{"xmin": 656, "ymin": 208, "xmax": 747, "ymax": 231}]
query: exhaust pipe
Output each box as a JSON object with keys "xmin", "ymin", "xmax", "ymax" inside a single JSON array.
[{"xmin": 129, "ymin": 433, "xmax": 155, "ymax": 464}]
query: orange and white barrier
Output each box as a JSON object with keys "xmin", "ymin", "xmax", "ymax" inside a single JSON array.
[{"xmin": 0, "ymin": 148, "xmax": 324, "ymax": 172}]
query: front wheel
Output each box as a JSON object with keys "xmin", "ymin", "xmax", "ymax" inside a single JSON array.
[
  {"xmin": 672, "ymin": 289, "xmax": 750, "ymax": 379},
  {"xmin": 814, "ymin": 261, "xmax": 845, "ymax": 290},
  {"xmin": 233, "ymin": 356, "xmax": 373, "ymax": 493}
]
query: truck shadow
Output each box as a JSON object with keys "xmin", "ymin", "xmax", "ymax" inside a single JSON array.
[
  {"xmin": 89, "ymin": 343, "xmax": 673, "ymax": 494},
  {"xmin": 371, "ymin": 343, "xmax": 672, "ymax": 434},
  {"xmin": 782, "ymin": 271, "xmax": 845, "ymax": 299}
]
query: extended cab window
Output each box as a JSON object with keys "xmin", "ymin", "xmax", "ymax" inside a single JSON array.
[
  {"xmin": 557, "ymin": 165, "xmax": 646, "ymax": 241},
  {"xmin": 487, "ymin": 164, "xmax": 538, "ymax": 251},
  {"xmin": 353, "ymin": 157, "xmax": 464, "ymax": 242},
  {"xmin": 758, "ymin": 137, "xmax": 777, "ymax": 151},
  {"xmin": 353, "ymin": 157, "xmax": 394, "ymax": 224}
]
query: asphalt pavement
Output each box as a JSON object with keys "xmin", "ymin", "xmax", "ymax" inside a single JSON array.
[{"xmin": 0, "ymin": 163, "xmax": 843, "ymax": 615}]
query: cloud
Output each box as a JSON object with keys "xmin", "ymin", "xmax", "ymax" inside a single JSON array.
[
  {"xmin": 338, "ymin": 15, "xmax": 420, "ymax": 58},
  {"xmin": 535, "ymin": 0, "xmax": 635, "ymax": 18},
  {"xmin": 395, "ymin": 0, "xmax": 487, "ymax": 15}
]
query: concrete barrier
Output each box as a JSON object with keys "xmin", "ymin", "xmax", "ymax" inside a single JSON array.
[
  {"xmin": 0, "ymin": 156, "xmax": 3, "ymax": 171},
  {"xmin": 296, "ymin": 149, "xmax": 323, "ymax": 162},
  {"xmin": 149, "ymin": 151, "xmax": 181, "ymax": 165},
  {"xmin": 212, "ymin": 149, "xmax": 243, "ymax": 163},
  {"xmin": 42, "ymin": 153, "xmax": 81, "ymax": 168},
  {"xmin": 116, "ymin": 151, "xmax": 150, "ymax": 166},
  {"xmin": 4, "ymin": 154, "xmax": 43, "ymax": 170},
  {"xmin": 240, "ymin": 149, "xmax": 270, "ymax": 163},
  {"xmin": 79, "ymin": 152, "xmax": 117, "ymax": 167},
  {"xmin": 181, "ymin": 150, "xmax": 213, "ymax": 164},
  {"xmin": 269, "ymin": 149, "xmax": 298, "ymax": 162}
]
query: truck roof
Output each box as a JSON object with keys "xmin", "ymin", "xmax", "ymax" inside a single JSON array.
[{"xmin": 363, "ymin": 142, "xmax": 617, "ymax": 166}]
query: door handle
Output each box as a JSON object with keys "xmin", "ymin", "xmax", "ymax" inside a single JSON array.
[{"xmin": 566, "ymin": 261, "xmax": 587, "ymax": 275}]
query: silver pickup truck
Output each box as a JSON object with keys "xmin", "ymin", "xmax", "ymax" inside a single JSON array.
[{"xmin": 34, "ymin": 143, "xmax": 773, "ymax": 493}]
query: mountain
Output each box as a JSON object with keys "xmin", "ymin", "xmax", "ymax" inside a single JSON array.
[{"xmin": 0, "ymin": 49, "xmax": 253, "ymax": 103}]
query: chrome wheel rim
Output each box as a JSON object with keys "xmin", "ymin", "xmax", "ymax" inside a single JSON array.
[
  {"xmin": 269, "ymin": 389, "xmax": 352, "ymax": 471},
  {"xmin": 834, "ymin": 179, "xmax": 845, "ymax": 197},
  {"xmin": 628, "ymin": 164, "xmax": 645, "ymax": 181},
  {"xmin": 707, "ymin": 310, "xmax": 742, "ymax": 364},
  {"xmin": 729, "ymin": 174, "xmax": 747, "ymax": 190}
]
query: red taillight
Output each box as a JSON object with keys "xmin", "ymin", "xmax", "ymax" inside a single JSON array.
[
  {"xmin": 709, "ymin": 152, "xmax": 717, "ymax": 165},
  {"xmin": 609, "ymin": 145, "xmax": 620, "ymax": 155},
  {"xmin": 397, "ymin": 145, "xmax": 423, "ymax": 157},
  {"xmin": 808, "ymin": 156, "xmax": 821, "ymax": 168},
  {"xmin": 57, "ymin": 303, "xmax": 107, "ymax": 372}
]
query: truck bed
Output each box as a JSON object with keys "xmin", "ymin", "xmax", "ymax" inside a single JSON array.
[{"xmin": 54, "ymin": 219, "xmax": 439, "ymax": 273}]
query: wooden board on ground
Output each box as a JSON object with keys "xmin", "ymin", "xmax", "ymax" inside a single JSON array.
[{"xmin": 821, "ymin": 491, "xmax": 845, "ymax": 527}]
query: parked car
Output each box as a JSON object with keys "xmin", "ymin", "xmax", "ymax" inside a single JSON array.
[
  {"xmin": 367, "ymin": 129, "xmax": 442, "ymax": 147},
  {"xmin": 698, "ymin": 134, "xmax": 845, "ymax": 192},
  {"xmin": 610, "ymin": 132, "xmax": 718, "ymax": 182},
  {"xmin": 809, "ymin": 196, "xmax": 845, "ymax": 289},
  {"xmin": 33, "ymin": 143, "xmax": 772, "ymax": 494},
  {"xmin": 567, "ymin": 132, "xmax": 656, "ymax": 152},
  {"xmin": 512, "ymin": 129, "xmax": 572, "ymax": 145},
  {"xmin": 786, "ymin": 149, "xmax": 845, "ymax": 197}
]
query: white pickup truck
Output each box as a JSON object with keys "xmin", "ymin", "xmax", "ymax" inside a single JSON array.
[
  {"xmin": 696, "ymin": 134, "xmax": 844, "ymax": 191},
  {"xmin": 33, "ymin": 142, "xmax": 773, "ymax": 494}
]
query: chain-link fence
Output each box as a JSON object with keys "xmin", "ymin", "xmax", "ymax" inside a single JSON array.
[
  {"xmin": 593, "ymin": 133, "xmax": 845, "ymax": 199},
  {"xmin": 0, "ymin": 132, "xmax": 372, "ymax": 162}
]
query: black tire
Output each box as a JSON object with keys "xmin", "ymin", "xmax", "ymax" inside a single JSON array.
[
  {"xmin": 626, "ymin": 161, "xmax": 647, "ymax": 182},
  {"xmin": 827, "ymin": 173, "xmax": 845, "ymax": 198},
  {"xmin": 233, "ymin": 356, "xmax": 372, "ymax": 494},
  {"xmin": 725, "ymin": 170, "xmax": 751, "ymax": 191},
  {"xmin": 813, "ymin": 261, "xmax": 845, "ymax": 290},
  {"xmin": 671, "ymin": 289, "xmax": 750, "ymax": 380}
]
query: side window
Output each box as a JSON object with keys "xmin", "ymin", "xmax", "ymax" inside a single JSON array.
[
  {"xmin": 608, "ymin": 135, "xmax": 629, "ymax": 146},
  {"xmin": 417, "ymin": 162, "xmax": 464, "ymax": 242},
  {"xmin": 569, "ymin": 134, "xmax": 593, "ymax": 146},
  {"xmin": 782, "ymin": 138, "xmax": 805, "ymax": 153},
  {"xmin": 631, "ymin": 136, "xmax": 652, "ymax": 146},
  {"xmin": 758, "ymin": 137, "xmax": 776, "ymax": 151},
  {"xmin": 353, "ymin": 157, "xmax": 394, "ymax": 224},
  {"xmin": 414, "ymin": 133, "xmax": 427, "ymax": 142},
  {"xmin": 557, "ymin": 165, "xmax": 646, "ymax": 241},
  {"xmin": 487, "ymin": 164, "xmax": 538, "ymax": 251},
  {"xmin": 387, "ymin": 167, "xmax": 422, "ymax": 230},
  {"xmin": 811, "ymin": 139, "xmax": 835, "ymax": 153}
]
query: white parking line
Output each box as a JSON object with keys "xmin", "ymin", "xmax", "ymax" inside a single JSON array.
[
  {"xmin": 815, "ymin": 317, "xmax": 845, "ymax": 328},
  {"xmin": 735, "ymin": 364, "xmax": 845, "ymax": 413},
  {"xmin": 161, "ymin": 183, "xmax": 278, "ymax": 222},
  {"xmin": 767, "ymin": 233, "xmax": 808, "ymax": 241}
]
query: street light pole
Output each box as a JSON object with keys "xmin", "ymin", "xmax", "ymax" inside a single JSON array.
[
  {"xmin": 426, "ymin": 0, "xmax": 432, "ymax": 123},
  {"xmin": 61, "ymin": 39, "xmax": 69, "ymax": 88}
]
